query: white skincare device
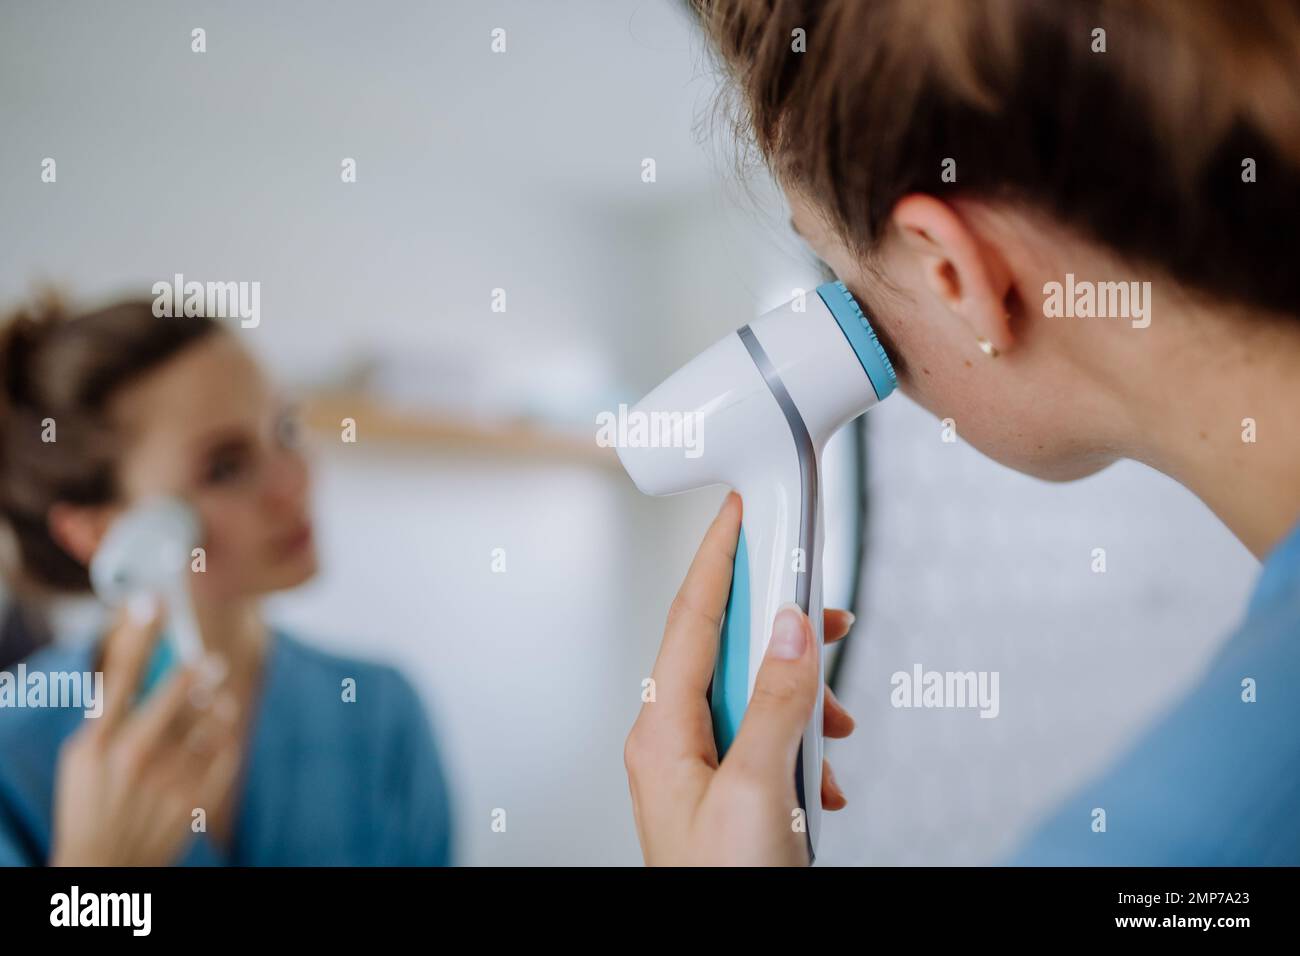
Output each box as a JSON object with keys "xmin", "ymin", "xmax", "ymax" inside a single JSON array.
[
  {"xmin": 616, "ymin": 280, "xmax": 897, "ymax": 861},
  {"xmin": 90, "ymin": 496, "xmax": 204, "ymax": 666}
]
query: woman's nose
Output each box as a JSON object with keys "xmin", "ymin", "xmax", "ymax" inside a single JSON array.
[{"xmin": 262, "ymin": 448, "xmax": 309, "ymax": 508}]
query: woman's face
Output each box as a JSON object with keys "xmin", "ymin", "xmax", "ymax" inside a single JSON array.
[
  {"xmin": 785, "ymin": 188, "xmax": 1125, "ymax": 482},
  {"xmin": 107, "ymin": 332, "xmax": 318, "ymax": 602}
]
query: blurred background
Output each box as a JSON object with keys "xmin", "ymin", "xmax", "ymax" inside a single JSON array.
[{"xmin": 0, "ymin": 0, "xmax": 1259, "ymax": 864}]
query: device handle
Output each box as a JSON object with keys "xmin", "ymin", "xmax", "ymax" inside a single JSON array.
[
  {"xmin": 711, "ymin": 486, "xmax": 825, "ymax": 859},
  {"xmin": 163, "ymin": 572, "xmax": 204, "ymax": 665}
]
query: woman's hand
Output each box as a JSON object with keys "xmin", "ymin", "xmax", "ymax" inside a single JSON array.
[
  {"xmin": 49, "ymin": 602, "xmax": 242, "ymax": 867},
  {"xmin": 624, "ymin": 492, "xmax": 857, "ymax": 866}
]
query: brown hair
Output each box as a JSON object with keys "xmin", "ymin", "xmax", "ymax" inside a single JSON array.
[
  {"xmin": 0, "ymin": 296, "xmax": 220, "ymax": 592},
  {"xmin": 693, "ymin": 0, "xmax": 1300, "ymax": 315}
]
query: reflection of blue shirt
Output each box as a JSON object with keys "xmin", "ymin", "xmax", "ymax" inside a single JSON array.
[
  {"xmin": 1009, "ymin": 519, "xmax": 1300, "ymax": 865},
  {"xmin": 0, "ymin": 631, "xmax": 453, "ymax": 866}
]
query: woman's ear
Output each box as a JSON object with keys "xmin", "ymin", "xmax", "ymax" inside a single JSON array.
[
  {"xmin": 891, "ymin": 194, "xmax": 1015, "ymax": 353},
  {"xmin": 47, "ymin": 502, "xmax": 117, "ymax": 569}
]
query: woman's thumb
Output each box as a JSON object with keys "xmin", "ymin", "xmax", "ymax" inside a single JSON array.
[{"xmin": 726, "ymin": 604, "xmax": 819, "ymax": 779}]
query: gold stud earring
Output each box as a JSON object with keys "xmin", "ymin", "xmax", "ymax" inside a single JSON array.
[{"xmin": 977, "ymin": 337, "xmax": 1000, "ymax": 358}]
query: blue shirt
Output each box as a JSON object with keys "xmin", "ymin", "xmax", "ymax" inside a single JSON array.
[
  {"xmin": 0, "ymin": 631, "xmax": 453, "ymax": 866},
  {"xmin": 1009, "ymin": 519, "xmax": 1300, "ymax": 864}
]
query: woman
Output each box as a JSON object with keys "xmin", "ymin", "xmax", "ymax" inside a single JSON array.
[
  {"xmin": 626, "ymin": 0, "xmax": 1300, "ymax": 864},
  {"xmin": 0, "ymin": 299, "xmax": 453, "ymax": 865}
]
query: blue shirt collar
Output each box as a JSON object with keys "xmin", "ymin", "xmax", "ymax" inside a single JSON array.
[{"xmin": 1247, "ymin": 516, "xmax": 1300, "ymax": 619}]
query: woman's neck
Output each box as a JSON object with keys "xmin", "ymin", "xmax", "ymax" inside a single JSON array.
[{"xmin": 1121, "ymin": 303, "xmax": 1300, "ymax": 561}]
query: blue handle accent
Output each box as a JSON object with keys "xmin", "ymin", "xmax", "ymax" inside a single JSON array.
[
  {"xmin": 134, "ymin": 631, "xmax": 180, "ymax": 705},
  {"xmin": 712, "ymin": 525, "xmax": 750, "ymax": 756},
  {"xmin": 816, "ymin": 280, "xmax": 897, "ymax": 401}
]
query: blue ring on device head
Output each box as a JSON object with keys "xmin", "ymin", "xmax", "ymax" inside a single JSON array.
[{"xmin": 816, "ymin": 280, "xmax": 897, "ymax": 401}]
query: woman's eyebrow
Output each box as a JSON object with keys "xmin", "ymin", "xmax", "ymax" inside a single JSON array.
[{"xmin": 189, "ymin": 427, "xmax": 251, "ymax": 457}]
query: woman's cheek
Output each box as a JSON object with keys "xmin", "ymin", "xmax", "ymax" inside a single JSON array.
[{"xmin": 191, "ymin": 506, "xmax": 258, "ymax": 597}]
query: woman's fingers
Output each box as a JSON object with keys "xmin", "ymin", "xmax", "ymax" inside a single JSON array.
[
  {"xmin": 823, "ymin": 683, "xmax": 856, "ymax": 738},
  {"xmin": 821, "ymin": 610, "xmax": 855, "ymax": 742},
  {"xmin": 821, "ymin": 759, "xmax": 847, "ymax": 810},
  {"xmin": 161, "ymin": 693, "xmax": 240, "ymax": 793},
  {"xmin": 629, "ymin": 494, "xmax": 860, "ymax": 858},
  {"xmin": 118, "ymin": 665, "xmax": 203, "ymax": 767},
  {"xmin": 194, "ymin": 724, "xmax": 244, "ymax": 811},
  {"xmin": 96, "ymin": 598, "xmax": 166, "ymax": 739},
  {"xmin": 176, "ymin": 692, "xmax": 233, "ymax": 758},
  {"xmin": 823, "ymin": 608, "xmax": 855, "ymax": 644},
  {"xmin": 724, "ymin": 605, "xmax": 819, "ymax": 783},
  {"xmin": 821, "ymin": 611, "xmax": 856, "ymax": 735}
]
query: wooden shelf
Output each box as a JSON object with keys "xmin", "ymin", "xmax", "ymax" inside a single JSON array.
[{"xmin": 300, "ymin": 391, "xmax": 620, "ymax": 470}]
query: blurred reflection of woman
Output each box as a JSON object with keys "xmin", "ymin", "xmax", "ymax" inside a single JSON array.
[{"xmin": 0, "ymin": 298, "xmax": 453, "ymax": 866}]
